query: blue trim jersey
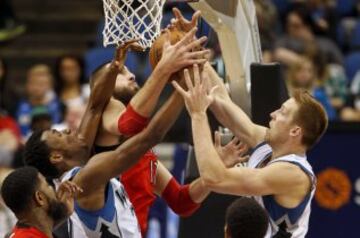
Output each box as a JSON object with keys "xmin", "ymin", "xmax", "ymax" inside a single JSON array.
[
  {"xmin": 54, "ymin": 167, "xmax": 141, "ymax": 238},
  {"xmin": 247, "ymin": 143, "xmax": 316, "ymax": 238}
]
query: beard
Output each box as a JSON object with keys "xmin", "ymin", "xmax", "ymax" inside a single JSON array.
[
  {"xmin": 113, "ymin": 86, "xmax": 139, "ymax": 104},
  {"xmin": 48, "ymin": 199, "xmax": 68, "ymax": 224}
]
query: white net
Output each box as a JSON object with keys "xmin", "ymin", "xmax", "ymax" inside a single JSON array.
[{"xmin": 102, "ymin": 0, "xmax": 166, "ymax": 48}]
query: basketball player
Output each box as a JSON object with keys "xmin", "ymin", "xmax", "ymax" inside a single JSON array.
[
  {"xmin": 94, "ymin": 11, "xmax": 213, "ymax": 235},
  {"xmin": 225, "ymin": 197, "xmax": 268, "ymax": 238},
  {"xmin": 1, "ymin": 166, "xmax": 81, "ymax": 238},
  {"xmin": 24, "ymin": 29, "xmax": 209, "ymax": 238},
  {"xmin": 173, "ymin": 63, "xmax": 328, "ymax": 237}
]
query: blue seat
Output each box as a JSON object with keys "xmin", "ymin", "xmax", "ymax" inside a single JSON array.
[{"xmin": 344, "ymin": 52, "xmax": 360, "ymax": 83}]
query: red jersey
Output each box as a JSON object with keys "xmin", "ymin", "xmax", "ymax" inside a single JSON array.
[
  {"xmin": 95, "ymin": 104, "xmax": 159, "ymax": 236},
  {"xmin": 94, "ymin": 144, "xmax": 157, "ymax": 236},
  {"xmin": 121, "ymin": 150, "xmax": 157, "ymax": 236},
  {"xmin": 9, "ymin": 224, "xmax": 49, "ymax": 238}
]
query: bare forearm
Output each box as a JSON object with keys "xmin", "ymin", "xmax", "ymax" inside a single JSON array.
[
  {"xmin": 204, "ymin": 62, "xmax": 229, "ymax": 99},
  {"xmin": 189, "ymin": 178, "xmax": 211, "ymax": 203},
  {"xmin": 146, "ymin": 90, "xmax": 184, "ymax": 141},
  {"xmin": 191, "ymin": 113, "xmax": 227, "ymax": 185},
  {"xmin": 89, "ymin": 67, "xmax": 118, "ymax": 110},
  {"xmin": 77, "ymin": 67, "xmax": 118, "ymax": 148},
  {"xmin": 211, "ymin": 97, "xmax": 266, "ymax": 148},
  {"xmin": 129, "ymin": 67, "xmax": 171, "ymax": 117}
]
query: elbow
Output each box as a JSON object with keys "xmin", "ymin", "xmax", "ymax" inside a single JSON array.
[{"xmin": 201, "ymin": 174, "xmax": 223, "ymax": 190}]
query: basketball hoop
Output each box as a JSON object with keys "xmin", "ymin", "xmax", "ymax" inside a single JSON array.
[{"xmin": 102, "ymin": 0, "xmax": 167, "ymax": 49}]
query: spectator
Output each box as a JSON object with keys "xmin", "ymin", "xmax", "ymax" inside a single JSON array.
[
  {"xmin": 0, "ymin": 113, "xmax": 20, "ymax": 169},
  {"xmin": 29, "ymin": 106, "xmax": 52, "ymax": 133},
  {"xmin": 55, "ymin": 55, "xmax": 89, "ymax": 108},
  {"xmin": 0, "ymin": 168, "xmax": 16, "ymax": 238},
  {"xmin": 16, "ymin": 64, "xmax": 62, "ymax": 137},
  {"xmin": 275, "ymin": 3, "xmax": 343, "ymax": 65},
  {"xmin": 52, "ymin": 104, "xmax": 85, "ymax": 132},
  {"xmin": 254, "ymin": 0, "xmax": 278, "ymax": 52},
  {"xmin": 323, "ymin": 64, "xmax": 349, "ymax": 110},
  {"xmin": 225, "ymin": 197, "xmax": 268, "ymax": 238},
  {"xmin": 0, "ymin": 0, "xmax": 25, "ymax": 42},
  {"xmin": 0, "ymin": 58, "xmax": 16, "ymax": 115},
  {"xmin": 306, "ymin": 0, "xmax": 339, "ymax": 40},
  {"xmin": 287, "ymin": 56, "xmax": 337, "ymax": 120},
  {"xmin": 340, "ymin": 71, "xmax": 360, "ymax": 121}
]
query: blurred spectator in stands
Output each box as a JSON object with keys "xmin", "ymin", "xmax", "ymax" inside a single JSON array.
[
  {"xmin": 287, "ymin": 56, "xmax": 337, "ymax": 120},
  {"xmin": 254, "ymin": 0, "xmax": 278, "ymax": 59},
  {"xmin": 16, "ymin": 64, "xmax": 62, "ymax": 138},
  {"xmin": 29, "ymin": 106, "xmax": 52, "ymax": 132},
  {"xmin": 0, "ymin": 0, "xmax": 25, "ymax": 42},
  {"xmin": 0, "ymin": 168, "xmax": 16, "ymax": 238},
  {"xmin": 55, "ymin": 55, "xmax": 89, "ymax": 108},
  {"xmin": 306, "ymin": 0, "xmax": 338, "ymax": 40},
  {"xmin": 340, "ymin": 71, "xmax": 360, "ymax": 121},
  {"xmin": 323, "ymin": 64, "xmax": 349, "ymax": 111},
  {"xmin": 0, "ymin": 110, "xmax": 21, "ymax": 167},
  {"xmin": 275, "ymin": 3, "xmax": 343, "ymax": 66},
  {"xmin": 53, "ymin": 104, "xmax": 85, "ymax": 132}
]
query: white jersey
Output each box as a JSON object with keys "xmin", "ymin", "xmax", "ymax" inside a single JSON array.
[
  {"xmin": 247, "ymin": 142, "xmax": 316, "ymax": 238},
  {"xmin": 54, "ymin": 167, "xmax": 141, "ymax": 238}
]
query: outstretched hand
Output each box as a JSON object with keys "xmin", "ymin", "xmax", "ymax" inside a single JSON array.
[
  {"xmin": 172, "ymin": 64, "xmax": 217, "ymax": 115},
  {"xmin": 57, "ymin": 181, "xmax": 83, "ymax": 216},
  {"xmin": 111, "ymin": 39, "xmax": 144, "ymax": 72},
  {"xmin": 158, "ymin": 28, "xmax": 210, "ymax": 75},
  {"xmin": 214, "ymin": 131, "xmax": 249, "ymax": 168},
  {"xmin": 171, "ymin": 7, "xmax": 201, "ymax": 32}
]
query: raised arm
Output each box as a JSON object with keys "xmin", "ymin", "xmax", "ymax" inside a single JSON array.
[
  {"xmin": 129, "ymin": 27, "xmax": 209, "ymax": 117},
  {"xmin": 77, "ymin": 41, "xmax": 142, "ymax": 148},
  {"xmin": 173, "ymin": 64, "xmax": 309, "ymax": 197},
  {"xmin": 74, "ymin": 83, "xmax": 187, "ymax": 206},
  {"xmin": 204, "ymin": 62, "xmax": 267, "ymax": 148},
  {"xmin": 99, "ymin": 28, "xmax": 209, "ymax": 137}
]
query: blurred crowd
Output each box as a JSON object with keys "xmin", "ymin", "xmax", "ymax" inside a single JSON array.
[
  {"xmin": 1, "ymin": 0, "xmax": 360, "ymax": 237},
  {"xmin": 1, "ymin": 0, "xmax": 360, "ymax": 172}
]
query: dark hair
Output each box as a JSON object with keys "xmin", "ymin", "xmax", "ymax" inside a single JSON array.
[
  {"xmin": 1, "ymin": 167, "xmax": 40, "ymax": 214},
  {"xmin": 225, "ymin": 197, "xmax": 268, "ymax": 238},
  {"xmin": 24, "ymin": 130, "xmax": 60, "ymax": 178},
  {"xmin": 54, "ymin": 55, "xmax": 85, "ymax": 95}
]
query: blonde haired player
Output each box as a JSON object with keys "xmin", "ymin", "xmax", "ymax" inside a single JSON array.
[{"xmin": 173, "ymin": 62, "xmax": 328, "ymax": 238}]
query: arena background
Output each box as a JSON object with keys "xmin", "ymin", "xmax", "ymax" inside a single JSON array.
[{"xmin": 0, "ymin": 0, "xmax": 360, "ymax": 237}]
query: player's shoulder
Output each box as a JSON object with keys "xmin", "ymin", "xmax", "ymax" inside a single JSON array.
[{"xmin": 266, "ymin": 158, "xmax": 312, "ymax": 187}]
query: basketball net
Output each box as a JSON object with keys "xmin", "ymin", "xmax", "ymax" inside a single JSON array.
[{"xmin": 102, "ymin": 0, "xmax": 166, "ymax": 48}]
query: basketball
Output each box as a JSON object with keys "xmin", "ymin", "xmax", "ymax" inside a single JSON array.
[{"xmin": 149, "ymin": 27, "xmax": 186, "ymax": 69}]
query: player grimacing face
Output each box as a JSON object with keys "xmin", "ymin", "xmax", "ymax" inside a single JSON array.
[
  {"xmin": 41, "ymin": 129, "xmax": 89, "ymax": 163},
  {"xmin": 267, "ymin": 98, "xmax": 302, "ymax": 145},
  {"xmin": 113, "ymin": 66, "xmax": 139, "ymax": 103}
]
